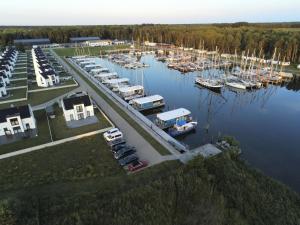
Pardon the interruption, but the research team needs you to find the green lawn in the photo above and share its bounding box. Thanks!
[54,45,130,57]
[9,79,28,87]
[0,110,52,155]
[12,72,27,79]
[0,134,126,193]
[27,86,78,105]
[0,86,78,110]
[0,88,27,102]
[13,68,27,73]
[49,105,112,140]
[28,79,77,90]
[56,53,170,156]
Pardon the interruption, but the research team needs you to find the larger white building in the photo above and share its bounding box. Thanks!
[0,105,36,137]
[32,47,60,87]
[61,93,94,122]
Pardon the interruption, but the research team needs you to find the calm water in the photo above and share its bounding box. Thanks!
[96,55,300,192]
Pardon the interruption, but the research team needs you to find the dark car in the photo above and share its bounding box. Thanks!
[114,147,136,160]
[118,154,138,166]
[111,143,127,152]
[107,138,126,147]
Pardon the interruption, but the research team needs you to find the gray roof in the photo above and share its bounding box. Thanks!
[14,38,50,45]
[70,37,100,42]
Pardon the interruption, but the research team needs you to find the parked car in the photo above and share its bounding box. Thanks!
[118,154,138,166]
[128,160,148,172]
[114,147,136,160]
[104,128,123,142]
[111,143,127,152]
[107,138,126,147]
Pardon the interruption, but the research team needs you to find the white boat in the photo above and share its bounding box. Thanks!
[118,85,145,101]
[168,121,198,137]
[94,72,118,82]
[195,77,223,91]
[225,76,247,90]
[225,81,247,90]
[130,95,165,111]
[105,78,130,90]
[155,108,193,129]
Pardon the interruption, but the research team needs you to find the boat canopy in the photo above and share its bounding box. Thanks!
[132,95,163,105]
[105,78,129,84]
[118,85,144,94]
[94,72,117,78]
[157,108,191,122]
[90,68,109,73]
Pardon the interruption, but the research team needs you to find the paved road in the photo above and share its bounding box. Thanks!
[53,52,169,166]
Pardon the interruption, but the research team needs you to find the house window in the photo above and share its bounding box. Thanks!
[10,118,19,126]
[25,123,30,130]
[13,126,22,134]
[70,114,74,121]
[87,111,90,117]
[4,128,11,136]
[76,105,83,112]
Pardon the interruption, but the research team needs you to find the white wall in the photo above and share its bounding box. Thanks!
[62,103,95,122]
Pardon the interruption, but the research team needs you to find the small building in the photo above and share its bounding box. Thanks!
[155,108,192,129]
[118,85,144,101]
[0,71,10,86]
[0,82,7,97]
[14,38,51,46]
[70,37,100,43]
[144,41,157,47]
[0,105,36,137]
[130,95,165,111]
[297,65,300,70]
[61,93,94,122]
[113,39,126,45]
[85,40,112,47]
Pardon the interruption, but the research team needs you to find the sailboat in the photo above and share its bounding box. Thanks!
[195,55,224,92]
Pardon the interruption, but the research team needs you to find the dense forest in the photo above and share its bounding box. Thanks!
[0,150,299,225]
[1,23,300,62]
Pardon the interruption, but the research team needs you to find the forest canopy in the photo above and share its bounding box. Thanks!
[1,23,300,62]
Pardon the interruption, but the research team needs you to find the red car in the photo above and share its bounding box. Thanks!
[128,160,148,172]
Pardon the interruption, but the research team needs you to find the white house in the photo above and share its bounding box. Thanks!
[0,105,36,137]
[61,93,94,122]
[144,41,157,47]
[86,40,112,47]
[32,47,60,87]
[0,82,7,98]
[0,71,10,86]
[113,39,126,45]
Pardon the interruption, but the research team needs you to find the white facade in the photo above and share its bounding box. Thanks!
[32,47,60,87]
[86,40,112,47]
[297,65,300,70]
[144,41,157,47]
[0,85,7,97]
[0,105,36,137]
[61,95,95,122]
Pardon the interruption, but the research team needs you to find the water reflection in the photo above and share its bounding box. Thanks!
[96,55,300,192]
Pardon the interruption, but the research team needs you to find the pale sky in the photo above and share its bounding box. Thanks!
[1,0,299,25]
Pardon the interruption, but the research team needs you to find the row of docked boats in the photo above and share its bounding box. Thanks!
[108,54,149,69]
[72,55,198,138]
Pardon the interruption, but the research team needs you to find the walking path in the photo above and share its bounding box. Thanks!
[0,128,112,160]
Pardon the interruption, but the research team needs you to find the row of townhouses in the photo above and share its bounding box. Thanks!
[0,48,19,97]
[32,47,60,87]
[0,93,94,139]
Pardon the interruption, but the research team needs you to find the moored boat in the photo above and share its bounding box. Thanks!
[168,121,198,137]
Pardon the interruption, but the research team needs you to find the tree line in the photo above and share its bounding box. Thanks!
[1,23,300,62]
